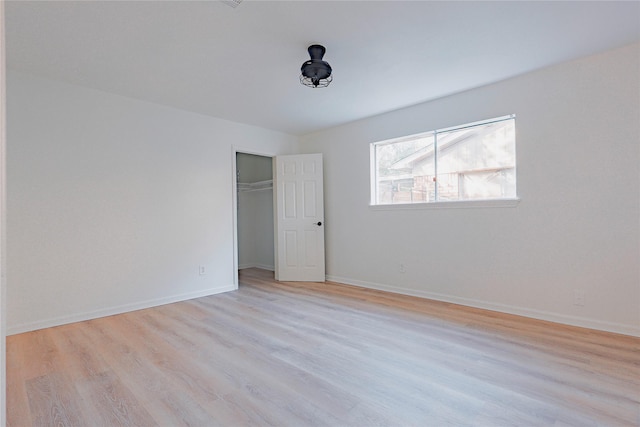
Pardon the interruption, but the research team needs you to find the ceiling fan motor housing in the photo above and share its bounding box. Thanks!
[300,44,332,87]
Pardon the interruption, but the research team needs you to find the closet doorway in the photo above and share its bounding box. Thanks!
[235,152,274,281]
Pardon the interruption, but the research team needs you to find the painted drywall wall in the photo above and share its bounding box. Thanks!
[237,152,272,183]
[237,188,274,271]
[237,153,274,270]
[7,71,296,334]
[0,2,6,423]
[299,43,640,336]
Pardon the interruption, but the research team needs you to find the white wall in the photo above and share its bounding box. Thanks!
[7,71,296,334]
[237,188,274,271]
[237,152,272,183]
[6,44,639,338]
[0,2,6,423]
[299,43,640,336]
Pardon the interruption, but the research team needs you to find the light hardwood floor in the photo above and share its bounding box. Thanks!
[8,268,640,426]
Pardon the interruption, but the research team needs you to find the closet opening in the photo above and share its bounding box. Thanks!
[234,152,274,286]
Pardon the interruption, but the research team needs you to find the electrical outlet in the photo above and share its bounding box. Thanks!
[573,289,585,306]
[199,265,206,276]
[399,263,406,273]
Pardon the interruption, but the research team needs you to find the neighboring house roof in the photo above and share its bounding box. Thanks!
[389,121,510,170]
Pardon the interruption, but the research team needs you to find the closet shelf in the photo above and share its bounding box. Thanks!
[237,179,273,192]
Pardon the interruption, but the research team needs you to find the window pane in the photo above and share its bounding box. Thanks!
[370,116,516,206]
[375,134,434,204]
[436,119,515,201]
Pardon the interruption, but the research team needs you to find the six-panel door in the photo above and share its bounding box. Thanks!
[274,154,325,282]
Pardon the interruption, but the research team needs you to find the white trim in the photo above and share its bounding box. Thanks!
[6,284,236,336]
[231,148,239,289]
[326,275,640,338]
[238,263,254,270]
[370,198,520,210]
[239,263,275,272]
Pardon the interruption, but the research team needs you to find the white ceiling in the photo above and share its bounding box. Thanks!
[6,1,640,135]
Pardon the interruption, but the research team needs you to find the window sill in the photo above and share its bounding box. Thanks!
[369,198,521,211]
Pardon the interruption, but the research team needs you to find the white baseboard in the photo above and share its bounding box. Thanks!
[326,275,640,338]
[239,263,274,271]
[7,284,237,336]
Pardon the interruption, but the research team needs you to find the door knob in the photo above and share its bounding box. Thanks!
[316,221,322,226]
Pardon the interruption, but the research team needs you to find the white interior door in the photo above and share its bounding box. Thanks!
[274,154,325,282]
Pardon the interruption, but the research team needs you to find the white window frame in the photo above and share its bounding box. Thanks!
[370,115,520,210]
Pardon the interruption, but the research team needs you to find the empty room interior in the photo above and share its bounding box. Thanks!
[1,1,639,426]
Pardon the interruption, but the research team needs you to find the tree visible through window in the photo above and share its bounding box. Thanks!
[371,115,516,205]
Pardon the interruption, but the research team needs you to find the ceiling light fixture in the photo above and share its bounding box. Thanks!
[300,44,332,88]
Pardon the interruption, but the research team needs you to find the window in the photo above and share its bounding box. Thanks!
[371,115,516,206]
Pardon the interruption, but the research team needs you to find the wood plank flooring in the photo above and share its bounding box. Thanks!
[7,268,640,426]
